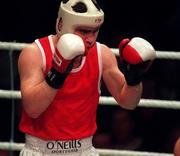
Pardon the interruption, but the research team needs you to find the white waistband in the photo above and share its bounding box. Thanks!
[24,134,93,154]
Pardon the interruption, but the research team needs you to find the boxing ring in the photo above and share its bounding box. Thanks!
[0,41,180,156]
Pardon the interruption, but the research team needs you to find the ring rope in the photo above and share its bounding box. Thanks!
[97,149,173,156]
[111,48,180,60]
[1,89,180,109]
[1,41,180,60]
[100,96,180,110]
[0,89,21,99]
[0,41,28,51]
[0,142,173,156]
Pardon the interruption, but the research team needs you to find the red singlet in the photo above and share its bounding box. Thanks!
[19,35,102,140]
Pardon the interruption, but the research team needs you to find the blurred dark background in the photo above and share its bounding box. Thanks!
[0,0,180,155]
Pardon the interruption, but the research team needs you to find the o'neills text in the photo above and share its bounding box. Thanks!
[46,140,81,153]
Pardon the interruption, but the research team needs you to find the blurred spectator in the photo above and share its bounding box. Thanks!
[0,150,9,156]
[137,108,172,152]
[110,109,143,150]
[94,109,143,150]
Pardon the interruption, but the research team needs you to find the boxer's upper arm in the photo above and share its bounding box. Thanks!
[18,43,44,92]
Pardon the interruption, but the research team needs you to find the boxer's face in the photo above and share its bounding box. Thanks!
[74,26,100,51]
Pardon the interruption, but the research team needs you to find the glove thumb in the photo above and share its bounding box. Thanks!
[118,38,130,52]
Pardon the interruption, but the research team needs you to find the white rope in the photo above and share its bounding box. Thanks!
[1,41,180,60]
[111,48,180,60]
[0,89,180,109]
[156,51,180,60]
[100,96,180,109]
[97,149,173,156]
[0,142,24,151]
[0,142,173,156]
[0,41,28,51]
[0,89,21,99]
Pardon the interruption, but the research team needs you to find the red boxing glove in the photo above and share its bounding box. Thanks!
[119,37,156,86]
[53,33,86,73]
[46,34,86,89]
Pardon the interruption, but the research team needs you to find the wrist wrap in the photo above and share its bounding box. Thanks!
[124,71,143,86]
[121,61,145,86]
[45,59,74,89]
[45,67,68,89]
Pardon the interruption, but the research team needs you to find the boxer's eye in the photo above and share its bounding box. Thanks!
[81,29,92,34]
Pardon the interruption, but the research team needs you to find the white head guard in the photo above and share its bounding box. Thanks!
[56,0,104,36]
